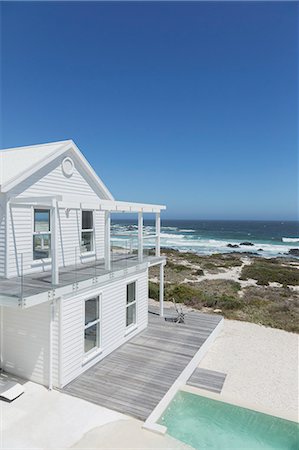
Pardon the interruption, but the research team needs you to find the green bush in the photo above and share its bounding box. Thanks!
[166,284,200,303]
[192,268,204,276]
[240,261,299,286]
[217,295,243,310]
[149,281,159,300]
[167,261,189,272]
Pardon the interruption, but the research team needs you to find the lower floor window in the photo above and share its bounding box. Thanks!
[84,296,100,354]
[126,282,136,327]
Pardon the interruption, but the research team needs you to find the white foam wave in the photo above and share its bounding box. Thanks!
[160,233,185,239]
[282,237,299,243]
[180,229,196,232]
[159,235,296,258]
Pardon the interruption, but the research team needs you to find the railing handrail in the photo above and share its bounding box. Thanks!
[111,233,158,239]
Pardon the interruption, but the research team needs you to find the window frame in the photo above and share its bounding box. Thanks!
[83,294,102,360]
[81,210,94,254]
[32,208,51,261]
[126,281,137,330]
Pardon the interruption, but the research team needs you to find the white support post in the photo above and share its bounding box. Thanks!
[159,263,164,317]
[138,211,143,262]
[49,300,55,391]
[104,211,111,270]
[0,305,3,371]
[51,202,59,285]
[4,198,9,278]
[155,212,161,257]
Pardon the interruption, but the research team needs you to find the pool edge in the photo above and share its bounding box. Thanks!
[143,316,225,435]
[181,384,299,424]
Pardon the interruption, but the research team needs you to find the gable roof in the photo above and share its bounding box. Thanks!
[0,140,114,200]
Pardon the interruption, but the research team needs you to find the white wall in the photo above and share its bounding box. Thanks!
[60,270,148,387]
[0,195,5,277]
[8,151,105,201]
[6,152,106,278]
[1,270,148,388]
[1,301,59,387]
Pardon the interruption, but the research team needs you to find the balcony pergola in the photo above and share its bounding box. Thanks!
[5,195,166,315]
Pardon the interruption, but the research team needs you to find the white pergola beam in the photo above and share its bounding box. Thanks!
[10,195,62,205]
[10,195,166,213]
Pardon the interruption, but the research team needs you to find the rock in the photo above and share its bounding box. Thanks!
[288,248,299,256]
[240,241,254,246]
[213,308,222,313]
[227,243,239,248]
[236,251,259,256]
[258,248,264,251]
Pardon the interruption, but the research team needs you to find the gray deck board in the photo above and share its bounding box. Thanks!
[62,308,222,421]
[187,367,226,393]
[0,254,163,300]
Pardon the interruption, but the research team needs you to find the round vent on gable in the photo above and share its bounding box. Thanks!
[62,157,74,177]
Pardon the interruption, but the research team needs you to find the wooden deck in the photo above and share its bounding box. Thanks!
[62,308,222,421]
[187,367,226,393]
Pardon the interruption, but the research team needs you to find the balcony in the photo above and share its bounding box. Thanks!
[1,196,166,310]
[0,235,165,308]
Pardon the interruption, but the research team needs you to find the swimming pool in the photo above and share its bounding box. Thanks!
[158,391,299,449]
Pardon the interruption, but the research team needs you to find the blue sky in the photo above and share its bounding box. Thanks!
[1,1,298,220]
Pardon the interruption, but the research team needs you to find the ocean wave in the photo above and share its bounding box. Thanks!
[180,229,196,232]
[160,232,185,239]
[158,235,296,257]
[282,237,299,243]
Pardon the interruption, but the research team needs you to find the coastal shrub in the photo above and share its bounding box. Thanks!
[240,261,299,286]
[217,295,243,310]
[149,281,159,300]
[167,261,189,272]
[192,268,204,276]
[202,297,218,308]
[166,284,201,303]
[196,279,241,297]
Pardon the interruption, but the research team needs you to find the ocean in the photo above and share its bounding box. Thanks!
[111,219,299,258]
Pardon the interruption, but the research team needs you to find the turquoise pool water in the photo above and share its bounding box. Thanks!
[158,391,299,450]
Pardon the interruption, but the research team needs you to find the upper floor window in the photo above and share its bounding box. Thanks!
[81,210,94,253]
[33,209,51,260]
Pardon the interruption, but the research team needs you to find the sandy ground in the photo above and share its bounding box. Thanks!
[150,257,260,289]
[72,419,192,449]
[0,377,192,450]
[0,378,126,449]
[198,319,299,422]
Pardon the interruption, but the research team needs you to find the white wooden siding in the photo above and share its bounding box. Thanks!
[60,270,148,387]
[2,301,59,386]
[0,196,5,277]
[8,151,104,201]
[7,202,105,278]
[4,151,107,277]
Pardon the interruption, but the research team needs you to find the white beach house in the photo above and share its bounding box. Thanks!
[0,140,166,390]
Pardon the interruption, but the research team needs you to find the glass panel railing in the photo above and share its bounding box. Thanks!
[111,238,131,272]
[0,232,162,304]
[143,235,157,260]
[0,251,56,303]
